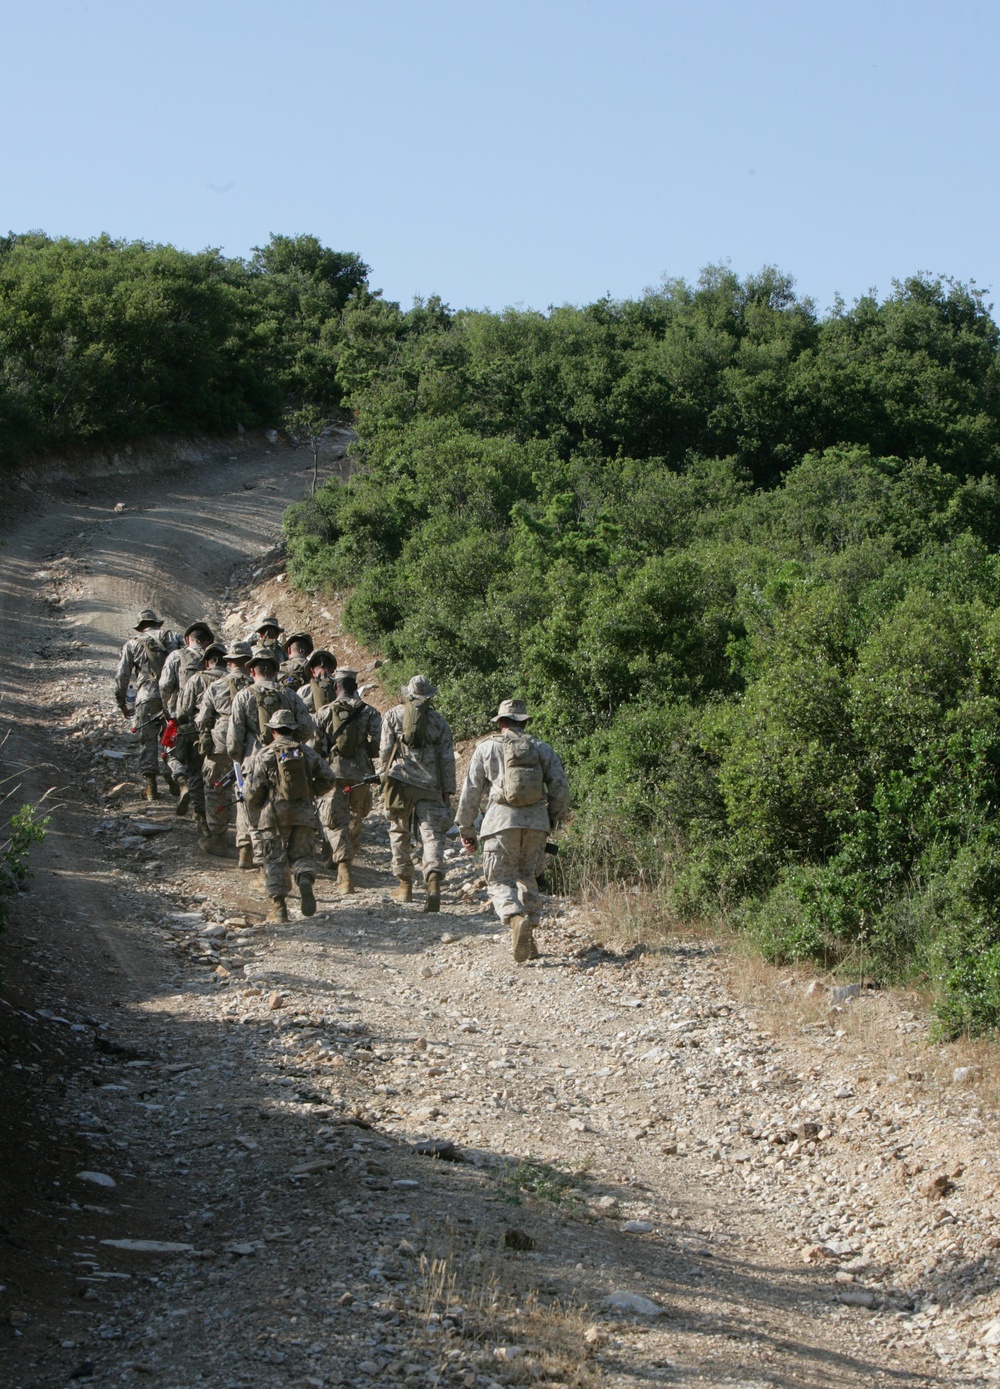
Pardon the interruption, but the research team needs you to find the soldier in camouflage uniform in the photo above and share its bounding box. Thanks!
[457,699,570,962]
[279,631,314,692]
[314,668,382,895]
[227,650,315,764]
[244,710,337,923]
[113,609,171,801]
[380,675,455,912]
[196,641,254,864]
[252,616,286,667]
[300,649,338,714]
[160,621,215,823]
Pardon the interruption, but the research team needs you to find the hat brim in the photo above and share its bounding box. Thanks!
[134,620,163,631]
[490,714,530,723]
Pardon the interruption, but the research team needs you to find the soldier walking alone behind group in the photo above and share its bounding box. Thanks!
[457,699,569,962]
[380,675,455,913]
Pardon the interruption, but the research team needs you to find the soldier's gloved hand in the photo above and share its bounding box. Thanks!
[461,833,477,854]
[198,732,213,756]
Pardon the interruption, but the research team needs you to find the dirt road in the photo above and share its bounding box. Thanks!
[1,437,996,1387]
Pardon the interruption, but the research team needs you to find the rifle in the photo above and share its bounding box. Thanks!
[341,772,382,794]
[211,761,245,801]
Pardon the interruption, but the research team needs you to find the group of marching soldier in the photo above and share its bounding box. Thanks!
[114,609,569,961]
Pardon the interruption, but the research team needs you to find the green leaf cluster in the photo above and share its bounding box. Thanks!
[0,232,370,465]
[287,267,1000,1036]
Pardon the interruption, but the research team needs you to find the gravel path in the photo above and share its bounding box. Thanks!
[1,437,997,1387]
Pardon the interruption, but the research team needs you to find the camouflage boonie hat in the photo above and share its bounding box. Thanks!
[284,631,314,653]
[403,674,437,699]
[134,609,163,631]
[255,614,283,634]
[491,699,530,724]
[308,649,336,668]
[267,709,298,731]
[334,667,358,683]
[248,649,280,671]
[204,641,227,660]
[184,620,215,643]
[223,641,253,662]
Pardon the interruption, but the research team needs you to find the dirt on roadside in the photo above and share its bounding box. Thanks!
[0,436,996,1389]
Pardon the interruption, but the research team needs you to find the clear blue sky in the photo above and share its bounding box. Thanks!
[4,0,996,315]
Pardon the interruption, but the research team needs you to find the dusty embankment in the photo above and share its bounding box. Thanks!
[1,436,999,1388]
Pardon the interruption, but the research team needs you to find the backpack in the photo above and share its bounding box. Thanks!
[497,731,545,808]
[275,745,311,801]
[253,686,285,745]
[178,646,205,692]
[328,698,362,759]
[139,634,167,680]
[309,675,338,711]
[401,694,432,748]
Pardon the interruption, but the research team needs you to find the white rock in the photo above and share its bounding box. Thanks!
[622,1220,654,1234]
[836,1289,875,1307]
[982,1320,1000,1346]
[603,1290,663,1317]
[77,1171,116,1189]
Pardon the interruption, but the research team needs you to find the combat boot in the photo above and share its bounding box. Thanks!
[299,876,317,917]
[163,768,180,798]
[266,896,288,924]
[199,833,229,857]
[175,776,191,816]
[390,878,413,904]
[143,774,158,802]
[336,862,354,895]
[423,871,442,914]
[510,913,535,964]
[238,844,255,870]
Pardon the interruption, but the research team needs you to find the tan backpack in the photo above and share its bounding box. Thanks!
[496,731,545,808]
[275,745,311,800]
[401,694,432,748]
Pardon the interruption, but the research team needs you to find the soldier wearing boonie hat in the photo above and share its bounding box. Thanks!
[243,710,337,922]
[113,609,175,800]
[300,649,338,713]
[378,674,456,913]
[314,666,383,894]
[196,640,256,863]
[456,698,570,963]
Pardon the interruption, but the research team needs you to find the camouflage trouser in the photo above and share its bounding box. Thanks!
[318,780,373,863]
[133,702,163,777]
[166,724,205,816]
[386,783,451,881]
[481,828,548,925]
[201,751,251,845]
[260,823,319,899]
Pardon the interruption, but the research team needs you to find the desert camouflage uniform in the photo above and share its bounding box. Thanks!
[457,728,569,929]
[113,637,166,776]
[380,685,455,883]
[315,697,382,863]
[244,735,336,902]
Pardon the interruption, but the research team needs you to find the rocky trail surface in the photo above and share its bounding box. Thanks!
[2,437,1000,1388]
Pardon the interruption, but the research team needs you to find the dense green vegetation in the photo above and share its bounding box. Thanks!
[285,267,1000,1036]
[0,231,368,465]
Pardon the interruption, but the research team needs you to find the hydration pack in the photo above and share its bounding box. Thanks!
[140,634,167,680]
[179,647,205,694]
[309,675,338,711]
[275,745,311,801]
[497,731,545,808]
[253,686,285,745]
[401,694,432,748]
[328,699,362,759]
